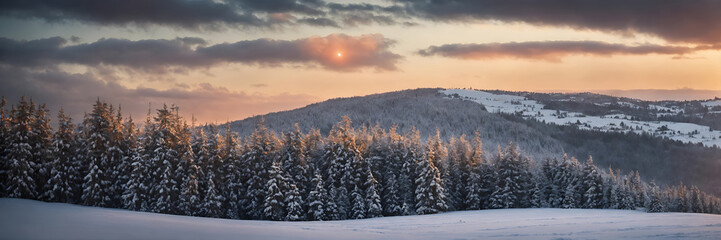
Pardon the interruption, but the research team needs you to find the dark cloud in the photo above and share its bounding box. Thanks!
[0,65,317,124]
[394,0,721,44]
[0,0,405,29]
[0,34,402,72]
[0,0,264,30]
[418,41,708,61]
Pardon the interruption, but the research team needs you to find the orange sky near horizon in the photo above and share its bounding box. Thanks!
[1,1,720,123]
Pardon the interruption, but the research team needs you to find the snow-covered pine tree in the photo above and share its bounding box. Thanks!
[464,132,483,210]
[200,177,224,218]
[220,124,242,219]
[81,100,115,207]
[122,145,148,212]
[414,142,447,215]
[350,184,366,219]
[380,127,403,216]
[264,162,287,221]
[487,143,532,209]
[323,116,364,219]
[447,135,472,210]
[646,182,664,213]
[181,158,201,216]
[581,156,603,209]
[365,175,383,218]
[42,109,78,203]
[562,184,576,208]
[285,184,304,221]
[5,97,38,199]
[306,172,333,221]
[541,158,562,207]
[145,105,185,214]
[398,128,424,215]
[31,103,53,199]
[604,168,619,209]
[280,124,311,200]
[241,118,280,219]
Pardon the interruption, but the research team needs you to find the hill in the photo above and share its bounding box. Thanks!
[223,88,721,195]
[2,198,719,240]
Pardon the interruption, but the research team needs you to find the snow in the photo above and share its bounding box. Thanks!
[701,100,721,108]
[442,89,721,148]
[1,198,720,240]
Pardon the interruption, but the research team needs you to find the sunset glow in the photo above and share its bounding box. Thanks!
[0,0,719,123]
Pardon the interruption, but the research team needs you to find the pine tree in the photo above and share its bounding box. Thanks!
[363,174,382,219]
[581,157,603,209]
[264,162,287,221]
[200,177,223,218]
[285,184,305,221]
[487,143,532,209]
[81,100,115,207]
[350,185,366,219]
[4,97,38,199]
[307,173,332,221]
[31,103,53,199]
[242,119,279,219]
[465,132,484,210]
[414,143,447,215]
[280,124,311,195]
[647,182,665,213]
[380,127,403,216]
[220,124,242,219]
[182,160,201,216]
[42,109,78,203]
[122,147,148,211]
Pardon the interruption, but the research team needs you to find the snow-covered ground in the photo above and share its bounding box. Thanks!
[2,198,721,240]
[441,89,721,148]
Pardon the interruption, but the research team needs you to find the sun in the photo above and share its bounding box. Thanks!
[336,52,342,57]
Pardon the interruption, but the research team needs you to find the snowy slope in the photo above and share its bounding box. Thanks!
[441,89,721,148]
[2,198,721,240]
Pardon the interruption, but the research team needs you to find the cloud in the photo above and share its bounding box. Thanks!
[0,65,317,124]
[0,0,404,29]
[394,0,721,44]
[418,41,708,61]
[0,34,402,72]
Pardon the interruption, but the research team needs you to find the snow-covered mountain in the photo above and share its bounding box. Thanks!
[3,198,720,240]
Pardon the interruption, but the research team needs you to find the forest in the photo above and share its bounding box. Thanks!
[1,96,720,222]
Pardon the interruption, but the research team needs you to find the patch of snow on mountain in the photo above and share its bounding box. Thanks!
[442,89,721,148]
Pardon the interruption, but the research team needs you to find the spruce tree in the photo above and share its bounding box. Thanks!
[306,172,331,221]
[242,119,279,219]
[487,143,532,209]
[285,184,305,221]
[647,182,665,213]
[581,157,603,209]
[5,97,38,199]
[81,100,115,207]
[264,162,287,221]
[350,185,366,219]
[200,177,224,218]
[414,143,447,215]
[43,109,78,203]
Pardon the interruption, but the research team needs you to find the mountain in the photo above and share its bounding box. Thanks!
[224,88,721,195]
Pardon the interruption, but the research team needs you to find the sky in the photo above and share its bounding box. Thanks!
[1,0,720,124]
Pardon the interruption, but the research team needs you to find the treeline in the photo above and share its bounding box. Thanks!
[0,97,719,221]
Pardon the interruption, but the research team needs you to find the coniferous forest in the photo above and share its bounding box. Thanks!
[1,97,720,222]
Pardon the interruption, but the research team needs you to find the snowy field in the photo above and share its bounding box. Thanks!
[2,198,721,240]
[441,89,721,148]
